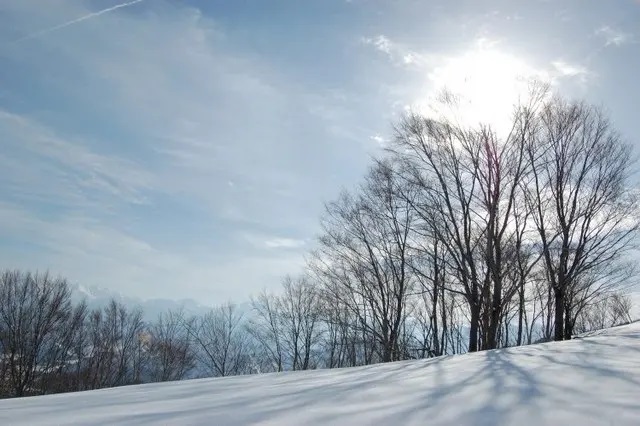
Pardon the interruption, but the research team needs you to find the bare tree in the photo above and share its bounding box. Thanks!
[147,309,195,382]
[188,303,251,377]
[37,300,87,394]
[474,102,539,350]
[525,98,640,340]
[407,231,453,357]
[574,291,634,333]
[0,270,75,397]
[278,275,323,370]
[82,300,146,389]
[316,292,375,368]
[313,160,416,362]
[248,291,285,372]
[391,115,487,352]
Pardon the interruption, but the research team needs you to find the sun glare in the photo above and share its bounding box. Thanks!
[416,45,545,135]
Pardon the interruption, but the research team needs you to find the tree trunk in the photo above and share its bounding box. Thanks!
[517,285,525,346]
[468,302,480,352]
[554,287,565,341]
[488,282,503,349]
[563,305,573,340]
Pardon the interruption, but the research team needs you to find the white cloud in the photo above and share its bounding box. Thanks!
[0,110,154,207]
[362,35,393,54]
[0,0,350,302]
[370,134,387,146]
[3,1,297,206]
[6,0,361,213]
[365,36,592,136]
[363,35,591,96]
[264,238,307,249]
[241,232,307,250]
[551,60,588,77]
[550,60,590,86]
[596,26,632,47]
[0,201,304,304]
[7,2,607,305]
[361,34,432,68]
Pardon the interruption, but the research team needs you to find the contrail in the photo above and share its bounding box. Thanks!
[13,0,145,43]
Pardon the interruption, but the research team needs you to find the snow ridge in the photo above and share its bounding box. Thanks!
[1,322,639,425]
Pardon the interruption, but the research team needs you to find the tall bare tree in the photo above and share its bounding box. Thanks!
[313,160,416,362]
[188,303,251,377]
[391,115,487,351]
[248,291,285,372]
[525,98,639,340]
[279,275,322,370]
[38,300,87,394]
[82,300,146,389]
[0,270,76,397]
[147,309,195,382]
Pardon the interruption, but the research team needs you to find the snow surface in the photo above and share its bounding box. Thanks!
[1,322,639,425]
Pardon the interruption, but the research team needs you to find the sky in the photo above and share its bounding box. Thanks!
[0,0,639,306]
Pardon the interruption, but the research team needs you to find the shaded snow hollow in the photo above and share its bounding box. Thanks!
[1,322,639,425]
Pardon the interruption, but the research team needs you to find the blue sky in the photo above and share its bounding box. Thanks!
[0,0,639,304]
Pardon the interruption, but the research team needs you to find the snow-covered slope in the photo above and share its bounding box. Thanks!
[1,322,639,425]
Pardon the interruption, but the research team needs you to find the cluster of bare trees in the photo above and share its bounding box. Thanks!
[2,91,638,398]
[0,271,186,397]
[307,90,638,358]
[0,271,248,398]
[243,91,639,367]
[0,270,343,398]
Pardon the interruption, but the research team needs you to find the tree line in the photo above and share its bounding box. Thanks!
[1,89,637,398]
[309,88,638,358]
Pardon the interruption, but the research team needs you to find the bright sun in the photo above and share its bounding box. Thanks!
[416,45,544,135]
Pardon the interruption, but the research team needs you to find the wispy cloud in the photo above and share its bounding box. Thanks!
[370,134,387,147]
[360,34,594,138]
[241,232,307,250]
[0,0,351,302]
[5,0,631,304]
[363,34,592,102]
[596,25,632,47]
[3,0,336,227]
[12,0,145,43]
[548,59,591,90]
[361,35,432,67]
[0,110,154,207]
[0,201,306,303]
[551,60,589,80]
[264,238,306,249]
[362,35,393,54]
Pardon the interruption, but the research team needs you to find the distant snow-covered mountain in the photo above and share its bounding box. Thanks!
[68,283,228,321]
